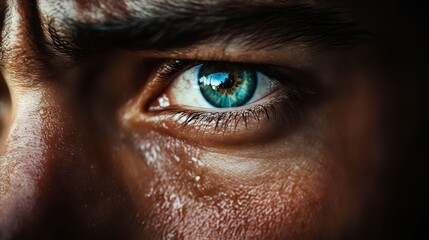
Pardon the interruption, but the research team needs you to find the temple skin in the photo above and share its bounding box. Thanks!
[0,0,426,239]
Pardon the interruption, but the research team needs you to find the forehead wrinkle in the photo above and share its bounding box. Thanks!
[123,0,318,19]
[37,0,368,63]
[39,0,135,24]
[37,0,313,42]
[38,0,320,25]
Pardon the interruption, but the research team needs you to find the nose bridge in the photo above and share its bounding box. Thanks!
[0,1,76,237]
[0,2,137,239]
[0,53,84,240]
[0,88,49,235]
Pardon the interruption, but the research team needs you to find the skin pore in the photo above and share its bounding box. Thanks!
[0,0,423,239]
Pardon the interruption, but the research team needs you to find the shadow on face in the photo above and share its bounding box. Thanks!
[0,0,428,239]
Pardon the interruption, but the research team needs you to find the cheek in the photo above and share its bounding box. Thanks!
[111,57,385,239]
[116,129,341,239]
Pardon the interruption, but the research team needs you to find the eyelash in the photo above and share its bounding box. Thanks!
[149,59,309,132]
[170,91,302,133]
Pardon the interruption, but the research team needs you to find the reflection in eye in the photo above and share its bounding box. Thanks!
[152,62,281,111]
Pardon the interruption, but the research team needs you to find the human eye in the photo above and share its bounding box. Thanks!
[149,61,281,111]
[133,59,310,144]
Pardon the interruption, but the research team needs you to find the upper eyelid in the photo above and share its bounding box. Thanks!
[155,59,197,81]
[152,59,315,91]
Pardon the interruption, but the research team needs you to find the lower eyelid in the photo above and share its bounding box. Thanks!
[128,87,305,147]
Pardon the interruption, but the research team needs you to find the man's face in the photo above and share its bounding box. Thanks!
[0,0,419,239]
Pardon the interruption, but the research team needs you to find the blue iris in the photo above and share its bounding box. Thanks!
[197,63,258,108]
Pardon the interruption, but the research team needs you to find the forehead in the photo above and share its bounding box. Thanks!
[37,0,328,22]
[38,0,146,22]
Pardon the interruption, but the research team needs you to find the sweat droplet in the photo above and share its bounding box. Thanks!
[38,108,45,116]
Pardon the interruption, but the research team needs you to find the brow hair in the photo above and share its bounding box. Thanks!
[46,2,369,60]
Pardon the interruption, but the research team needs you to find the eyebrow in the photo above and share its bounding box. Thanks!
[46,2,369,59]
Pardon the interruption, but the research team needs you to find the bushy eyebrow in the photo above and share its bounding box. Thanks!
[46,2,369,60]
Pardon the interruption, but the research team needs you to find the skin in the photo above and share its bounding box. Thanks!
[0,0,424,239]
